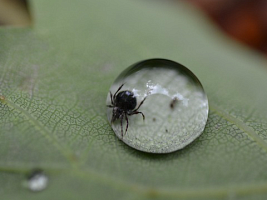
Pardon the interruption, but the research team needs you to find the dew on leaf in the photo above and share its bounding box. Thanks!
[107,58,209,153]
[25,169,48,192]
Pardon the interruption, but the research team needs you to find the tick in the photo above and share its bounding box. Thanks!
[107,84,146,138]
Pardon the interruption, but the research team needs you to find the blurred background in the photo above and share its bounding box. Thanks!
[0,0,30,26]
[1,0,267,56]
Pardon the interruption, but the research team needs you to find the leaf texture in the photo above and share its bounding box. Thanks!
[0,0,267,199]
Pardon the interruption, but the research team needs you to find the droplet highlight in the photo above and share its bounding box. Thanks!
[107,58,209,153]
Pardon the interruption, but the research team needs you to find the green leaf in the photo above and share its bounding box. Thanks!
[1,0,267,199]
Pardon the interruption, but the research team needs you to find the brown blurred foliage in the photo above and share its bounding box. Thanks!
[0,0,30,26]
[0,0,267,57]
[186,0,267,56]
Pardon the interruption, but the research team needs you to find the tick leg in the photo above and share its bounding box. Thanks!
[120,114,124,138]
[125,114,129,136]
[133,97,147,112]
[114,83,124,98]
[129,111,145,121]
[111,108,116,123]
[107,105,113,108]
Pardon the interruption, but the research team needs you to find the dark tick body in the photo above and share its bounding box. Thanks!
[107,84,146,138]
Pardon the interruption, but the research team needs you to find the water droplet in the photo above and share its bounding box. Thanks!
[25,169,48,192]
[107,59,209,153]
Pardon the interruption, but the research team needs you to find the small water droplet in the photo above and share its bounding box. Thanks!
[25,169,48,192]
[107,59,209,153]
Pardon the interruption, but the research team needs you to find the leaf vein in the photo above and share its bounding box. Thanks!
[210,102,267,152]
[5,98,76,166]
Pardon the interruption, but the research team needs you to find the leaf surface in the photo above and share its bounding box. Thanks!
[0,0,267,199]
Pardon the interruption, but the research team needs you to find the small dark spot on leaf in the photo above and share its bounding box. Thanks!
[146,188,159,198]
[70,153,79,162]
[0,95,6,103]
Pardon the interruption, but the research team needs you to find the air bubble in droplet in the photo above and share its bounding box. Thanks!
[107,58,209,153]
[25,169,48,192]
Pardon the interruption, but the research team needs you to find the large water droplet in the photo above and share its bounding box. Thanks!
[107,59,209,153]
[26,169,48,192]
